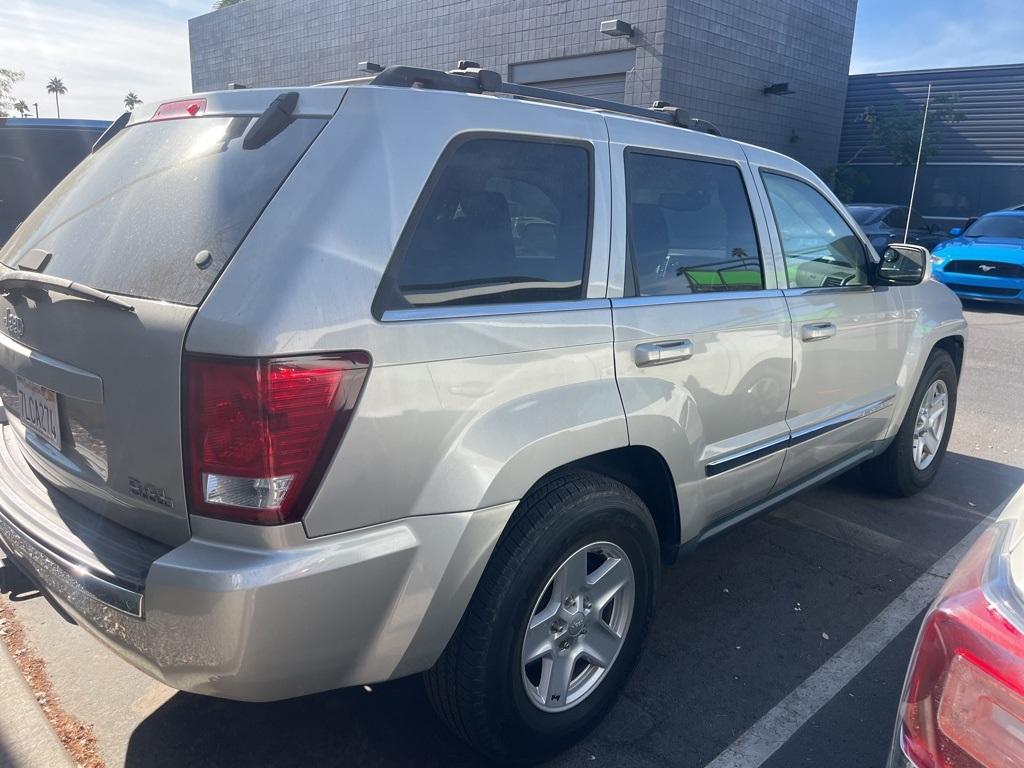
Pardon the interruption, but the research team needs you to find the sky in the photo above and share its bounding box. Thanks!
[1,0,1023,120]
[1,0,210,120]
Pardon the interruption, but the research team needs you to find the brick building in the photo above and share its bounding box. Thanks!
[188,0,858,172]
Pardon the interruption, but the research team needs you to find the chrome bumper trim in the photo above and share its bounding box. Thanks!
[0,512,143,617]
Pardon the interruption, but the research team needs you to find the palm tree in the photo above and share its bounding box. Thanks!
[123,92,142,111]
[46,77,67,118]
[13,99,30,117]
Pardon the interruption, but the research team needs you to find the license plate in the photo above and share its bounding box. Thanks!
[16,376,62,451]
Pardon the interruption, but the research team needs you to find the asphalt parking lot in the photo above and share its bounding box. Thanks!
[2,301,1023,768]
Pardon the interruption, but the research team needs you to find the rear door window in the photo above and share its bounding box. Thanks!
[378,137,592,310]
[0,115,326,306]
[624,152,763,296]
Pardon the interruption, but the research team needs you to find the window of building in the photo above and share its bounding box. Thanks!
[624,152,763,296]
[383,137,591,309]
[761,172,868,288]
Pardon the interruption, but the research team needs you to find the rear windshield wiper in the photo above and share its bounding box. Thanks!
[0,271,135,312]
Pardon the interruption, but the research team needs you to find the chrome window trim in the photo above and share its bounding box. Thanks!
[704,395,895,477]
[783,285,878,297]
[612,288,784,309]
[380,298,611,322]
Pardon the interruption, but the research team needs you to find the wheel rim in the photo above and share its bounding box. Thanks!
[520,541,635,712]
[913,379,949,470]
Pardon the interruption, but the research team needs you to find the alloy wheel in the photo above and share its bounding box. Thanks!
[520,541,635,712]
[913,379,949,470]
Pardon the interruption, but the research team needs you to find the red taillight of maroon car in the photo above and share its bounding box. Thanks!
[184,353,370,525]
[896,523,1024,768]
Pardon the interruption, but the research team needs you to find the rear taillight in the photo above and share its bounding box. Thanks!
[895,523,1024,768]
[184,353,370,525]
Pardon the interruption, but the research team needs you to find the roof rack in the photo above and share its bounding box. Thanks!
[364,63,722,136]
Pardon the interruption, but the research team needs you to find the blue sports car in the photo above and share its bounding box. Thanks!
[931,211,1024,303]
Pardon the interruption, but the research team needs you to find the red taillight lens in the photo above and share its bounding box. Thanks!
[184,353,370,525]
[152,98,207,121]
[897,523,1024,768]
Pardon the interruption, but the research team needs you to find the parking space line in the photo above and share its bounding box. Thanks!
[702,505,1003,768]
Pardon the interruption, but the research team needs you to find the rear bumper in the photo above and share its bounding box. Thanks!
[0,440,515,700]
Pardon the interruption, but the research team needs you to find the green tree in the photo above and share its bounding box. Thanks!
[0,68,25,117]
[13,99,30,117]
[46,76,67,118]
[124,91,143,111]
[214,0,247,8]
[859,94,965,166]
[823,94,965,202]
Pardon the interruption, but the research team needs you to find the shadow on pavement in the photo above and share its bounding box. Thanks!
[124,453,1024,768]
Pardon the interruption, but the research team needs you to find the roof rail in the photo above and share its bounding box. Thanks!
[367,64,722,135]
[315,74,377,87]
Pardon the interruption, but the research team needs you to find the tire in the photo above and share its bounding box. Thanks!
[424,472,660,764]
[864,349,958,496]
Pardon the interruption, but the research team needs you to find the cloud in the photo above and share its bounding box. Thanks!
[0,0,209,119]
[851,0,1024,74]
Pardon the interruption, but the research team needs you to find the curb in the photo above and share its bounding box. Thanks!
[0,606,74,768]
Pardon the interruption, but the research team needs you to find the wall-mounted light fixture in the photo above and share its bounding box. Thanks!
[600,19,634,38]
[763,82,795,96]
[358,61,385,73]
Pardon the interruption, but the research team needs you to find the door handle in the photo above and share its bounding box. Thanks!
[634,339,694,367]
[801,322,837,342]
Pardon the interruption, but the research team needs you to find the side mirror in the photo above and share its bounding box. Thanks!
[948,227,962,237]
[876,243,929,286]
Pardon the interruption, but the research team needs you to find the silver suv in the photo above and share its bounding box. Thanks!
[0,66,966,763]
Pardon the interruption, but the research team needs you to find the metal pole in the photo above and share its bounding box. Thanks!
[905,83,932,243]
[32,102,38,118]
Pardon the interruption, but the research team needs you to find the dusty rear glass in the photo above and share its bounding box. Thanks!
[0,114,326,306]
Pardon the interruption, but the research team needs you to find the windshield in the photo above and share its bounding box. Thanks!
[0,114,326,306]
[847,206,882,225]
[963,215,1024,240]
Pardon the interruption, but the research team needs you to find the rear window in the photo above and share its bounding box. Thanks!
[847,206,883,225]
[0,114,326,306]
[377,136,592,311]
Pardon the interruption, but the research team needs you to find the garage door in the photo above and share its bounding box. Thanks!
[525,73,627,103]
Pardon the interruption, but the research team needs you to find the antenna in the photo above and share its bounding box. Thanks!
[904,83,932,243]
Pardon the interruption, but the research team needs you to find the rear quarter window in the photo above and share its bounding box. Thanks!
[376,136,592,312]
[0,115,326,306]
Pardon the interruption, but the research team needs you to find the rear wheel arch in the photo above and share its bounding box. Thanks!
[517,446,681,563]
